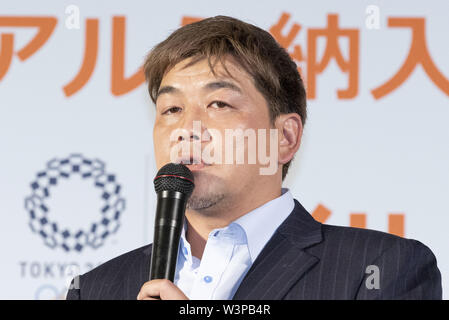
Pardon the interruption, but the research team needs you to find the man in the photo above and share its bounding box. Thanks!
[66,16,442,300]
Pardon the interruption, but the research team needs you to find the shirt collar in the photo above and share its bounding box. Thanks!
[179,188,295,263]
[232,188,294,262]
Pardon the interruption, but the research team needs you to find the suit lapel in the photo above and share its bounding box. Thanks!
[233,200,323,300]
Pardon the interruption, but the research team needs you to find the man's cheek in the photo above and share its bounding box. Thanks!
[153,140,171,164]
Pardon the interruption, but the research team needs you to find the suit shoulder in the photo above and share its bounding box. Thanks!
[318,224,435,261]
[322,223,403,243]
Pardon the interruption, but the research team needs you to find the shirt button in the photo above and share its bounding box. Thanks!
[182,247,188,256]
[203,276,213,283]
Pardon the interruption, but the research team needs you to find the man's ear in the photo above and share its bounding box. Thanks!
[275,113,303,165]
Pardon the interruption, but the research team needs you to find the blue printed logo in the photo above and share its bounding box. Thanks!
[24,154,125,252]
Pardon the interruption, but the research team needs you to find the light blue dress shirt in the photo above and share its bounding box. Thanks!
[174,188,295,300]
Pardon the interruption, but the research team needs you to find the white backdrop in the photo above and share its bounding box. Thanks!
[0,0,447,299]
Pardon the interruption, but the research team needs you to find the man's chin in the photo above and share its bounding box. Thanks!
[186,194,224,211]
[186,171,226,211]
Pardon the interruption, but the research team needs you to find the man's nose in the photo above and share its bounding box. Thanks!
[177,107,207,142]
[177,130,200,142]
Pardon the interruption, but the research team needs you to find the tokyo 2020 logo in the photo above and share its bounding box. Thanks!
[24,154,126,252]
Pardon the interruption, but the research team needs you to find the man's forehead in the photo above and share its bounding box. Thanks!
[161,56,249,84]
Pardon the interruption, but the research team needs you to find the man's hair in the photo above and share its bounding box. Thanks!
[144,15,307,180]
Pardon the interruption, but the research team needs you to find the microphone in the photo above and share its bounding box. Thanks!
[149,163,195,282]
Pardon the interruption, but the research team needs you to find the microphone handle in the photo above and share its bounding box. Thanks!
[149,190,187,281]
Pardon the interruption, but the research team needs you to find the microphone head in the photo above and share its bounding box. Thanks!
[153,163,195,196]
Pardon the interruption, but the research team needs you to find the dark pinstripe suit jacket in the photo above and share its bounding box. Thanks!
[66,199,442,300]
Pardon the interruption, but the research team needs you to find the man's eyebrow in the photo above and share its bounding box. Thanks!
[156,85,180,100]
[204,81,242,93]
[156,81,242,100]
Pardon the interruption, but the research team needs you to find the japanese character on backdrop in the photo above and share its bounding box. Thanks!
[306,14,359,99]
[371,17,449,99]
[0,17,57,81]
[63,16,144,97]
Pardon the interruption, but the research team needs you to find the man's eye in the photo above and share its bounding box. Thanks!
[162,106,182,115]
[209,101,231,109]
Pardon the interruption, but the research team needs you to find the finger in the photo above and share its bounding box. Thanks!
[158,279,189,300]
[137,281,161,300]
[137,279,188,300]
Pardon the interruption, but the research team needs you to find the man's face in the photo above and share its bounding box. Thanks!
[153,57,277,212]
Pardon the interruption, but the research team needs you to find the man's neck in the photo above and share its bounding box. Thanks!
[185,187,282,259]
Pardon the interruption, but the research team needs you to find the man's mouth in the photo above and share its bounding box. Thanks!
[176,156,211,171]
